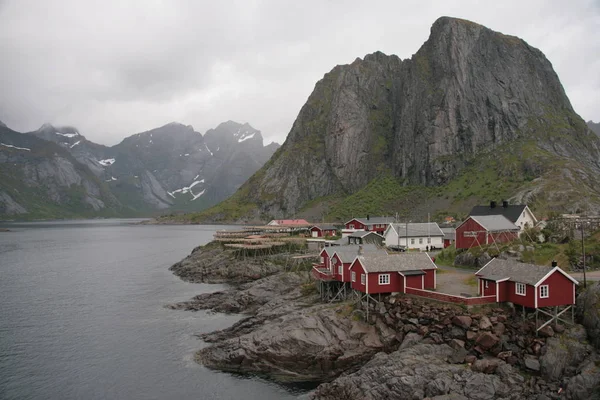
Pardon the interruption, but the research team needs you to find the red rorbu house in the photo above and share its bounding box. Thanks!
[349,252,437,295]
[309,224,338,238]
[312,247,338,280]
[344,216,395,235]
[455,215,520,249]
[330,245,386,282]
[475,258,578,308]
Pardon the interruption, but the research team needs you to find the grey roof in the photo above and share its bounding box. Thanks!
[347,216,395,225]
[334,244,385,263]
[356,252,436,273]
[399,270,426,276]
[477,258,574,286]
[388,222,444,237]
[312,224,337,231]
[440,227,455,240]
[323,247,338,258]
[349,231,384,239]
[470,204,528,223]
[328,238,348,246]
[469,215,519,232]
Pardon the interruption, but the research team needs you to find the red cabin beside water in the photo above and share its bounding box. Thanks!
[455,215,519,249]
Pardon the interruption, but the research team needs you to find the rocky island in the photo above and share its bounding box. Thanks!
[167,241,600,399]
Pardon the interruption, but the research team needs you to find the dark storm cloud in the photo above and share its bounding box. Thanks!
[0,0,598,146]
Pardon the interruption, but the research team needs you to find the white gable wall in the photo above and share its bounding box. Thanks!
[383,226,444,250]
[515,206,537,234]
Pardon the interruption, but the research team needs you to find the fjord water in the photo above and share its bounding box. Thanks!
[0,220,298,400]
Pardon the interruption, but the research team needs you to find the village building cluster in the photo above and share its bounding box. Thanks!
[307,201,577,322]
[215,201,578,328]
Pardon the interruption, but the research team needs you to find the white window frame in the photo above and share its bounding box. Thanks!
[427,237,431,244]
[379,274,390,285]
[485,281,489,289]
[515,282,526,296]
[411,238,415,245]
[540,285,549,298]
[351,271,356,282]
[361,274,366,285]
[320,256,324,264]
[338,264,343,275]
[349,224,354,229]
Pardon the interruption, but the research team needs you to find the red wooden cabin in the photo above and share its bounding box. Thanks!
[330,245,387,282]
[349,252,437,295]
[475,258,578,308]
[344,216,394,234]
[310,224,338,238]
[455,215,519,249]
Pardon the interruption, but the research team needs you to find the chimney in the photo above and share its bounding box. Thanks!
[367,214,370,221]
[358,245,363,256]
[490,201,497,209]
[502,200,508,208]
[551,260,557,267]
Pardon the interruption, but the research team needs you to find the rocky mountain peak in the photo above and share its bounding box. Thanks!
[204,120,264,148]
[201,16,600,221]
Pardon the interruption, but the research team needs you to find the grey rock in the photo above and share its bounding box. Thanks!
[524,355,541,371]
[576,281,600,350]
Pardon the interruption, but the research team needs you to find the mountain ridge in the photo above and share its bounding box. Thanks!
[0,120,279,220]
[182,16,600,223]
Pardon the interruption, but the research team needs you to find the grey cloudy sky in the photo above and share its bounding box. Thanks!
[0,0,598,145]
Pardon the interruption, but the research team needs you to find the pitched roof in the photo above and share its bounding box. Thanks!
[334,244,385,263]
[346,217,395,225]
[468,215,519,232]
[388,222,445,237]
[440,227,455,240]
[312,224,337,231]
[476,258,578,286]
[355,252,436,273]
[469,204,527,223]
[348,231,384,239]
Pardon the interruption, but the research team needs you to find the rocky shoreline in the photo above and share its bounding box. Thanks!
[168,241,600,399]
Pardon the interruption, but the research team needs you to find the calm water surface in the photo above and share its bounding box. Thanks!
[0,220,301,400]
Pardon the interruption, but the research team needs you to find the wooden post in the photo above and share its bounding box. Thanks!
[554,306,558,328]
[366,296,369,323]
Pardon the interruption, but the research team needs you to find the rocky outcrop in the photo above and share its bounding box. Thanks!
[169,242,285,284]
[576,281,600,349]
[312,344,531,400]
[165,239,600,398]
[213,16,600,219]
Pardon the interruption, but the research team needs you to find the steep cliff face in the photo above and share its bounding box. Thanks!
[217,17,600,218]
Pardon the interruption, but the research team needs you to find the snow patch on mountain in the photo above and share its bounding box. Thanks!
[191,189,206,200]
[1,143,31,151]
[70,141,81,148]
[98,158,116,166]
[238,132,256,143]
[55,131,79,138]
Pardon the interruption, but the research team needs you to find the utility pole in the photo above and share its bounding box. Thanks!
[581,222,587,288]
[406,217,409,252]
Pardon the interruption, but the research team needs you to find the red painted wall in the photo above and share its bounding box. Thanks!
[405,287,496,305]
[537,271,576,307]
[311,227,323,237]
[367,271,404,294]
[505,281,535,308]
[345,219,366,230]
[444,239,451,248]
[456,218,487,249]
[349,260,367,292]
[423,269,436,289]
[481,279,497,298]
[405,275,424,289]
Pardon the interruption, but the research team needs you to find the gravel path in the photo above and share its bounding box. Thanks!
[435,266,479,296]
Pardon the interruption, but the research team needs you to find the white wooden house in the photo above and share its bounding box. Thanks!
[383,222,445,251]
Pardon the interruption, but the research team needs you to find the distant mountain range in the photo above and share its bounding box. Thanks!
[0,120,279,220]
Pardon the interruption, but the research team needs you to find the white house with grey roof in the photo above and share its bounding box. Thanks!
[383,222,445,251]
